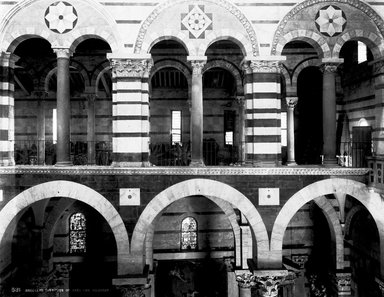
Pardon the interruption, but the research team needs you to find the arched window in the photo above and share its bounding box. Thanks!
[69,212,86,253]
[181,217,197,250]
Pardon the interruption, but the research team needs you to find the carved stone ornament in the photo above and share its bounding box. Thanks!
[236,272,257,288]
[286,97,298,109]
[334,273,351,292]
[53,263,72,280]
[372,59,384,76]
[255,276,285,297]
[321,63,339,73]
[111,59,154,78]
[315,5,346,37]
[44,1,78,34]
[181,5,213,39]
[116,285,146,297]
[250,60,282,73]
[190,60,206,76]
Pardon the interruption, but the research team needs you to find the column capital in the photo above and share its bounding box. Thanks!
[53,47,73,59]
[0,51,20,67]
[286,96,298,108]
[235,271,257,288]
[291,255,308,269]
[321,58,343,73]
[243,56,286,73]
[187,56,207,76]
[110,58,153,78]
[332,272,351,294]
[253,270,289,297]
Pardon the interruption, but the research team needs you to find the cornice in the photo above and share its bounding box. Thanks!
[0,166,370,176]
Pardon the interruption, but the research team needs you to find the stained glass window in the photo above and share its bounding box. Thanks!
[181,217,197,250]
[69,212,86,253]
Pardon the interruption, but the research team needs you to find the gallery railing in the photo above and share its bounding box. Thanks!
[13,140,112,166]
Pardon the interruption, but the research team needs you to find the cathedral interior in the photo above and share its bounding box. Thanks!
[1,0,384,296]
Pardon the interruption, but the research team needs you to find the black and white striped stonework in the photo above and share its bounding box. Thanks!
[110,58,152,166]
[0,53,17,166]
[243,60,282,165]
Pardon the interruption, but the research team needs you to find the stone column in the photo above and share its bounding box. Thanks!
[53,48,72,166]
[286,97,298,165]
[34,91,47,165]
[108,54,153,166]
[187,56,207,166]
[53,263,72,297]
[236,96,246,164]
[321,58,343,166]
[141,58,153,167]
[241,61,254,165]
[0,52,19,166]
[85,88,96,165]
[236,272,256,297]
[331,272,351,297]
[243,57,285,166]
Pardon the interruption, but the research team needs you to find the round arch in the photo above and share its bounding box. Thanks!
[131,179,269,272]
[149,60,192,87]
[199,29,252,57]
[291,58,321,89]
[134,0,259,56]
[344,204,366,239]
[271,0,384,56]
[0,181,130,275]
[93,62,112,97]
[274,30,331,58]
[0,0,121,53]
[203,59,243,96]
[332,29,384,59]
[144,195,242,270]
[146,31,192,56]
[270,178,384,276]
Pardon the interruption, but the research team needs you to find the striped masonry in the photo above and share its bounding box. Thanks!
[244,60,282,165]
[110,58,152,166]
[0,53,17,166]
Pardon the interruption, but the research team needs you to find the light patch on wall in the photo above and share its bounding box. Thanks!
[358,118,369,127]
[0,190,2,202]
[120,188,140,206]
[259,188,279,205]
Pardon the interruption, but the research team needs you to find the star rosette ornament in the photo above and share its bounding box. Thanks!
[45,1,78,34]
[315,5,347,37]
[181,5,212,39]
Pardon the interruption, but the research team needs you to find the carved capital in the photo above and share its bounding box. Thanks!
[321,63,339,74]
[333,272,351,293]
[253,270,289,297]
[241,60,252,75]
[286,97,298,109]
[53,263,72,280]
[190,60,206,76]
[236,272,257,288]
[250,60,282,73]
[372,59,384,76]
[111,59,153,78]
[291,254,308,269]
[53,48,72,59]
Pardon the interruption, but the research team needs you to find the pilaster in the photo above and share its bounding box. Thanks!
[285,97,298,166]
[109,55,153,167]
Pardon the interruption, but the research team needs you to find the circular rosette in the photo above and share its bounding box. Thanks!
[315,5,347,37]
[45,1,78,34]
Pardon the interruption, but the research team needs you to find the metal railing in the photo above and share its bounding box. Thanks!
[13,140,112,166]
[149,140,240,166]
[337,141,372,168]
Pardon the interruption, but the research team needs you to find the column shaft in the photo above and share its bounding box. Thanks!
[188,57,206,166]
[86,93,96,165]
[286,97,297,165]
[36,93,46,165]
[321,60,341,165]
[54,49,72,166]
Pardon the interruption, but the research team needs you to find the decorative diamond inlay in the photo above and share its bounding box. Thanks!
[45,1,78,34]
[181,5,212,39]
[315,5,346,37]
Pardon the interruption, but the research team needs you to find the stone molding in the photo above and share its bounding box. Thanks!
[320,63,340,74]
[53,48,73,59]
[250,60,282,73]
[189,60,207,76]
[0,166,370,176]
[134,0,259,56]
[115,286,146,297]
[271,0,384,55]
[110,59,154,78]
